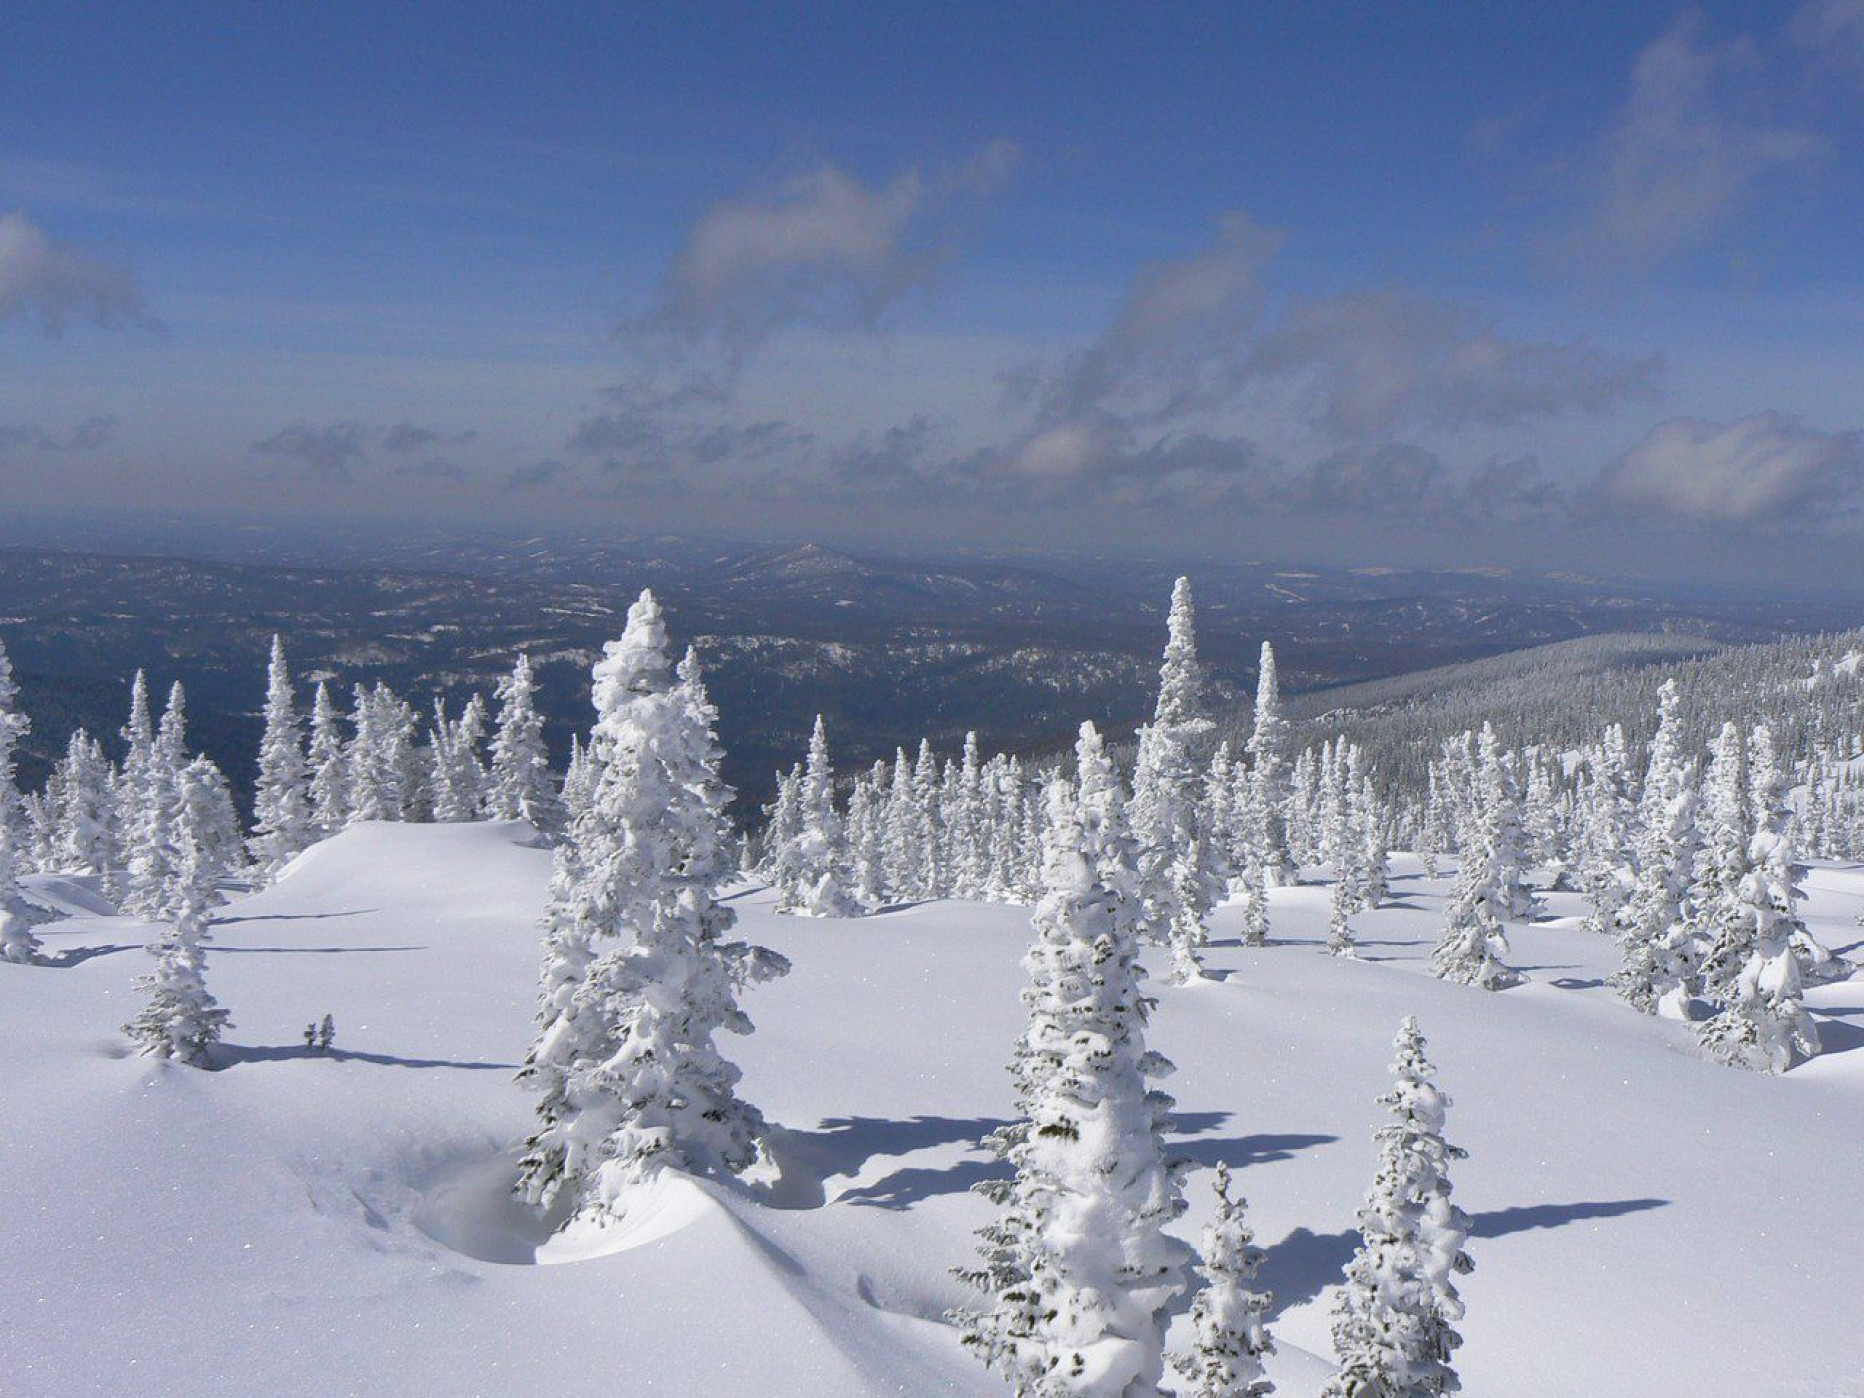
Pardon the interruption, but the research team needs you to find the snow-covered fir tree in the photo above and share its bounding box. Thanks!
[1173,1162,1275,1398]
[1328,863,1358,959]
[958,778,1189,1397]
[306,681,350,837]
[1247,641,1298,887]
[515,594,789,1216]
[772,714,860,916]
[1431,731,1524,990]
[1573,734,1634,940]
[558,732,598,825]
[427,694,490,822]
[48,729,116,876]
[1323,1017,1473,1398]
[1131,578,1219,983]
[1692,722,1753,1001]
[109,669,157,904]
[123,761,232,1065]
[487,654,559,829]
[122,683,191,921]
[1358,777,1391,912]
[0,638,46,964]
[249,635,314,881]
[1697,726,1822,1074]
[1613,680,1701,1017]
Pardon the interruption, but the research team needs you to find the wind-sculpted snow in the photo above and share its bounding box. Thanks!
[2,821,1861,1396]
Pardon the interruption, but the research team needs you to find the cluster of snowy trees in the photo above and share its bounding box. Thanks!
[0,635,565,1064]
[8,569,1858,1393]
[12,640,563,898]
[952,767,1473,1397]
[749,577,1851,1074]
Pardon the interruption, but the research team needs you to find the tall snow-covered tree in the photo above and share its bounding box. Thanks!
[1431,731,1525,990]
[1697,726,1822,1074]
[487,654,559,828]
[958,779,1189,1396]
[1323,1017,1473,1398]
[515,594,789,1216]
[1174,1162,1275,1398]
[772,715,860,916]
[1693,722,1753,1001]
[123,761,232,1065]
[249,635,314,880]
[1614,680,1700,1017]
[1328,864,1358,959]
[428,694,490,822]
[50,730,116,876]
[1131,577,1219,983]
[306,681,350,837]
[122,683,190,921]
[1247,641,1298,887]
[0,638,46,964]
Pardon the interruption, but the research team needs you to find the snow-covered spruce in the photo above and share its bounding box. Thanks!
[306,681,350,837]
[957,778,1189,1397]
[122,682,191,921]
[1327,866,1358,959]
[1430,731,1524,990]
[1173,1162,1275,1398]
[1323,1017,1473,1398]
[770,714,861,916]
[1696,726,1822,1074]
[515,592,789,1218]
[123,762,232,1065]
[248,634,314,882]
[486,653,560,830]
[1131,577,1220,983]
[0,637,47,964]
[1614,680,1702,1018]
[1247,640,1298,887]
[428,693,489,822]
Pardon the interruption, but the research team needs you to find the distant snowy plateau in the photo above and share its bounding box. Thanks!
[3,821,1860,1397]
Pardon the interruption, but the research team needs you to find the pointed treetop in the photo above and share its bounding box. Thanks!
[1155,576,1204,730]
[592,589,672,722]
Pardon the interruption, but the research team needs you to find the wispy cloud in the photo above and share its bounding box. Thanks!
[0,414,120,454]
[249,422,369,480]
[640,140,1018,353]
[1548,14,1822,267]
[248,420,481,481]
[383,422,478,453]
[0,210,150,333]
[996,214,1659,492]
[1589,412,1864,527]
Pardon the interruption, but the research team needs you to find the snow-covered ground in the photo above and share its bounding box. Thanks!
[4,821,1861,1397]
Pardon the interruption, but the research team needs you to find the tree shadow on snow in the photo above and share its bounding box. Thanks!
[1470,1198,1668,1236]
[1258,1196,1669,1318]
[210,944,425,955]
[217,1042,515,1071]
[1551,976,1607,990]
[43,943,138,967]
[1173,1132,1338,1171]
[797,1111,1245,1211]
[1257,1226,1359,1318]
[1811,1012,1864,1057]
[211,909,378,926]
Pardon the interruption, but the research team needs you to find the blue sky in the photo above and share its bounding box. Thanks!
[4,2,1863,582]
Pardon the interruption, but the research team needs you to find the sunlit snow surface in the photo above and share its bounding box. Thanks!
[3,820,1860,1397]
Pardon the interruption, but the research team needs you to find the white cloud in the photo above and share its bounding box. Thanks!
[0,210,148,332]
[1592,412,1864,525]
[644,141,1018,351]
[1559,16,1820,265]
